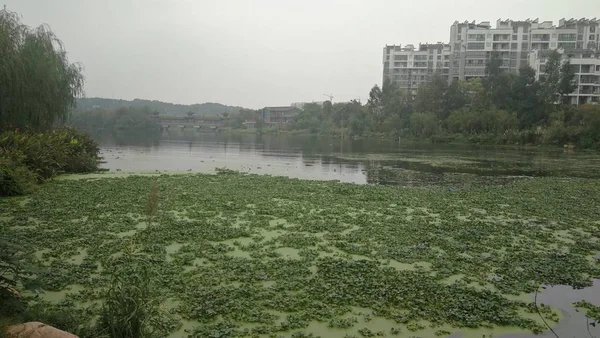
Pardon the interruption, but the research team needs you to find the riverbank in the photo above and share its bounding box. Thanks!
[2,171,599,337]
[218,127,599,151]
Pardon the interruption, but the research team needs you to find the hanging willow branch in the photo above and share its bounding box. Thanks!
[0,8,84,132]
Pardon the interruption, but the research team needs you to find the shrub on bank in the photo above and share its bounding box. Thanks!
[0,153,38,196]
[0,128,100,196]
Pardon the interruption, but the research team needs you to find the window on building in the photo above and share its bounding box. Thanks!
[558,33,577,41]
[429,55,433,60]
[523,26,529,33]
[511,43,517,49]
[522,35,528,40]
[591,35,596,40]
[512,34,518,40]
[468,34,486,41]
[394,55,408,60]
[467,42,485,50]
[534,43,550,50]
[513,26,518,33]
[591,26,596,33]
[596,65,600,71]
[577,34,583,40]
[437,55,441,60]
[558,42,576,50]
[521,42,529,50]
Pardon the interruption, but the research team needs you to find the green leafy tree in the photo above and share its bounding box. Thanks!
[484,52,515,109]
[558,60,576,104]
[0,8,84,131]
[409,112,439,137]
[458,78,488,109]
[414,74,450,119]
[255,117,266,132]
[366,85,384,125]
[443,80,467,115]
[485,51,504,77]
[322,100,333,120]
[539,51,562,105]
[348,105,374,137]
[508,66,543,127]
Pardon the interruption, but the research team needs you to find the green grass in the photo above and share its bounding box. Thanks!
[1,171,599,337]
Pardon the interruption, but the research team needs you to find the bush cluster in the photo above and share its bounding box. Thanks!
[0,127,100,196]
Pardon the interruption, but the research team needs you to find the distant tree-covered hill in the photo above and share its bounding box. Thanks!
[74,98,243,116]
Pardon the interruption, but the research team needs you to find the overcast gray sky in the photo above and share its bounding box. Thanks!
[4,0,599,108]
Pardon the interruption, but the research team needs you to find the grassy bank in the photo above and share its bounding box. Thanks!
[1,171,599,337]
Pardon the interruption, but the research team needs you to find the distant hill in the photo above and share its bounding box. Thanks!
[75,98,244,116]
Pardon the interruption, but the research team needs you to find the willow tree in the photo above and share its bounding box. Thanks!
[0,8,84,131]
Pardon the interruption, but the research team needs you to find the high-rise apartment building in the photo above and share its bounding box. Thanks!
[449,18,600,81]
[529,49,600,105]
[382,43,451,95]
[382,18,599,104]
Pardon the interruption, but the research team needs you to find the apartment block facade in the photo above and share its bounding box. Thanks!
[382,17,600,104]
[529,49,600,104]
[382,43,451,95]
[448,18,600,81]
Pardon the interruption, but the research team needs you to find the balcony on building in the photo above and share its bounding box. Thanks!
[492,43,510,50]
[558,33,577,41]
[579,75,599,84]
[580,65,595,74]
[467,34,486,41]
[532,43,550,50]
[579,86,600,95]
[531,34,551,41]
[493,34,510,41]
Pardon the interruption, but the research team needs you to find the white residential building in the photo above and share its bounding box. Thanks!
[449,18,600,81]
[529,49,600,105]
[382,43,451,94]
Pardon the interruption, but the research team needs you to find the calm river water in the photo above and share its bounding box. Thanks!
[98,131,600,185]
